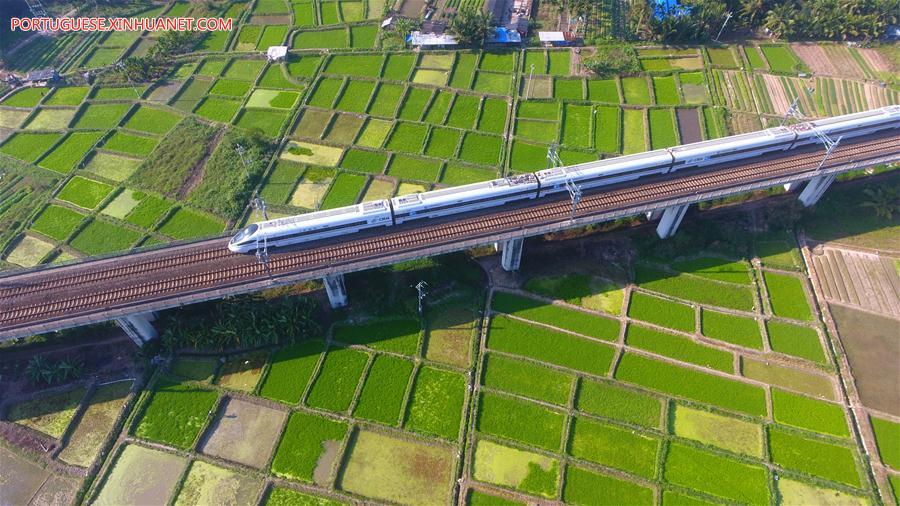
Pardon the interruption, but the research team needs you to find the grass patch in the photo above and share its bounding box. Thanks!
[673,404,764,457]
[134,379,218,449]
[306,347,368,412]
[664,442,770,504]
[271,411,347,483]
[766,320,825,363]
[405,366,466,440]
[700,309,763,349]
[763,271,812,320]
[157,207,224,240]
[635,264,755,311]
[772,389,849,437]
[353,354,413,425]
[482,353,573,406]
[627,291,694,332]
[626,323,733,372]
[487,313,615,375]
[569,416,659,478]
[472,440,559,499]
[768,427,860,487]
[478,392,565,451]
[8,387,85,438]
[615,353,767,416]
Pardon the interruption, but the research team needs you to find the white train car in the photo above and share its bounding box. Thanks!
[228,200,392,253]
[536,150,674,196]
[666,127,797,170]
[792,105,900,148]
[390,174,539,224]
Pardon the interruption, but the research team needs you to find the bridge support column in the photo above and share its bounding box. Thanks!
[798,174,837,207]
[645,209,664,221]
[783,181,801,192]
[656,204,689,239]
[323,274,348,308]
[499,238,524,272]
[116,312,158,346]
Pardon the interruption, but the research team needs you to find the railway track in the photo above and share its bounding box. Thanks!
[1,133,897,333]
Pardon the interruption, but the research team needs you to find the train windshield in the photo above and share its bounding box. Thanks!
[231,224,258,244]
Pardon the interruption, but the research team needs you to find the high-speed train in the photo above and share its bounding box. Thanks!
[228,106,900,253]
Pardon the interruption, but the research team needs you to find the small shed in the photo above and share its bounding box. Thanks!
[487,27,522,45]
[408,31,458,48]
[537,31,576,47]
[266,46,288,62]
[25,68,58,86]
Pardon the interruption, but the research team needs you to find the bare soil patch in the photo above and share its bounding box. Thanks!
[199,397,287,468]
[763,74,790,114]
[676,108,701,144]
[791,44,863,79]
[856,48,894,73]
[830,304,899,416]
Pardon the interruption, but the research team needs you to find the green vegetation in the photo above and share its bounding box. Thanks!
[615,353,767,416]
[671,256,751,284]
[570,416,659,478]
[134,379,218,449]
[353,354,413,425]
[673,404,764,457]
[622,77,651,104]
[38,132,102,173]
[103,131,158,157]
[768,427,860,487]
[482,353,573,405]
[158,208,224,240]
[577,379,661,428]
[871,416,900,470]
[763,271,812,320]
[31,205,84,240]
[58,381,132,467]
[760,45,802,73]
[2,87,49,107]
[406,366,466,440]
[130,118,217,197]
[665,442,770,505]
[271,411,347,482]
[564,466,653,505]
[700,309,763,349]
[259,340,325,404]
[333,318,420,355]
[627,291,695,332]
[488,314,615,375]
[306,347,368,412]
[635,264,755,311]
[8,387,85,438]
[493,291,618,340]
[70,219,142,255]
[57,177,114,210]
[0,132,62,162]
[626,324,733,372]
[771,389,849,437]
[72,103,131,130]
[321,172,366,209]
[123,106,182,135]
[472,440,560,498]
[477,392,565,451]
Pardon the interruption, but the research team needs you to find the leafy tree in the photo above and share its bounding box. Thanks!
[740,0,768,26]
[860,186,899,220]
[448,9,494,46]
[764,2,797,39]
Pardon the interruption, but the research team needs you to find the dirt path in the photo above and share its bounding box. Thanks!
[177,127,225,199]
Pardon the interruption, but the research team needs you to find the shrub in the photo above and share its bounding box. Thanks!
[134,379,218,449]
[487,314,615,375]
[581,44,639,78]
[130,119,217,196]
[477,392,565,451]
[615,353,767,416]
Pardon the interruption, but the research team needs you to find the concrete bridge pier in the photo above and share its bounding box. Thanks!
[655,204,689,239]
[645,209,664,221]
[116,312,158,346]
[783,181,801,192]
[798,174,837,207]
[498,238,524,272]
[323,274,348,308]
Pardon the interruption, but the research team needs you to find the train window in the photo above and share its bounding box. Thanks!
[232,224,258,243]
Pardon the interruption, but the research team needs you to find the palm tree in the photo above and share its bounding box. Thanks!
[860,187,899,220]
[764,2,796,39]
[740,0,767,26]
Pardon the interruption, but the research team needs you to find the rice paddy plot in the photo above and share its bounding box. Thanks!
[223,59,266,81]
[325,54,384,77]
[101,190,143,219]
[282,141,344,167]
[397,87,433,121]
[627,291,694,332]
[472,440,560,499]
[679,72,709,104]
[707,46,739,68]
[763,271,812,320]
[477,98,507,134]
[766,320,825,363]
[510,140,550,172]
[742,357,836,400]
[563,465,653,506]
[338,430,455,504]
[760,45,803,73]
[700,309,763,349]
[57,176,114,210]
[325,114,364,144]
[576,378,662,428]
[102,131,158,157]
[259,340,325,403]
[286,55,322,78]
[234,108,290,137]
[413,69,449,86]
[477,392,565,451]
[561,104,592,148]
[199,397,286,469]
[194,96,242,123]
[258,160,304,204]
[626,324,733,372]
[335,80,376,113]
[388,154,442,181]
[441,163,495,186]
[24,108,77,130]
[386,122,428,153]
[123,105,181,135]
[157,207,225,240]
[321,172,367,208]
[362,178,395,200]
[459,132,501,166]
[648,108,678,149]
[31,205,85,241]
[294,28,349,49]
[84,152,142,182]
[271,411,348,484]
[473,72,512,95]
[5,235,55,267]
[38,132,103,173]
[664,442,770,504]
[482,353,573,406]
[553,79,583,100]
[70,219,142,255]
[1,87,50,107]
[383,53,416,81]
[259,65,303,90]
[777,478,867,506]
[615,353,767,417]
[768,427,860,487]
[0,107,30,129]
[126,194,172,229]
[515,118,558,144]
[587,79,619,103]
[672,404,764,457]
[7,387,85,438]
[621,108,646,154]
[58,381,132,468]
[367,83,404,117]
[209,78,252,97]
[771,389,849,437]
[622,77,652,105]
[569,416,659,478]
[171,78,213,112]
[635,264,755,311]
[93,444,188,505]
[306,346,368,412]
[134,379,219,449]
[870,417,900,470]
[0,132,63,162]
[173,460,263,506]
[356,119,393,148]
[425,127,461,158]
[352,354,414,425]
[256,25,289,50]
[197,59,228,77]
[405,366,466,440]
[349,25,379,48]
[72,103,132,130]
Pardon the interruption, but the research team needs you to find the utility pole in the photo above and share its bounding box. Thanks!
[714,11,733,42]
[565,176,582,220]
[546,143,563,170]
[813,130,843,172]
[251,192,269,221]
[414,281,428,316]
[525,63,536,100]
[779,95,804,126]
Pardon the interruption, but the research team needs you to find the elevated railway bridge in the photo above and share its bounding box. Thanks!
[1,131,898,344]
